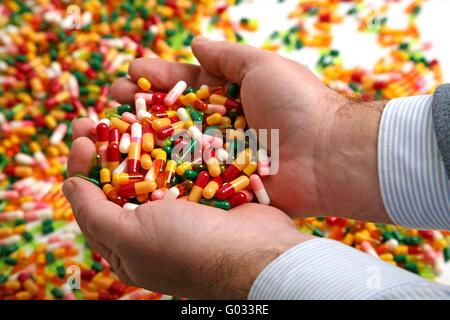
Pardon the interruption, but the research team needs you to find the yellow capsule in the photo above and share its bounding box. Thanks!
[243,161,257,176]
[100,168,111,185]
[207,157,221,177]
[142,132,154,152]
[111,117,130,134]
[181,92,198,105]
[152,118,171,131]
[206,113,223,126]
[234,115,246,129]
[196,86,210,100]
[137,77,151,91]
[140,153,153,170]
[394,245,409,255]
[176,162,192,176]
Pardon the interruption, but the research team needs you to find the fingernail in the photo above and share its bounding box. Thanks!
[62,179,76,200]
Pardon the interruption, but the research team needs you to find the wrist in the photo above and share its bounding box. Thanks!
[315,98,392,223]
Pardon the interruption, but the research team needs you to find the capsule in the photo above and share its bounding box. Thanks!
[118,180,157,198]
[176,162,192,176]
[202,176,222,199]
[110,117,130,133]
[137,77,151,91]
[222,148,252,182]
[199,199,231,210]
[163,186,180,200]
[103,184,118,201]
[100,168,111,185]
[157,121,185,140]
[242,161,257,176]
[142,125,154,152]
[216,176,249,200]
[108,127,120,145]
[127,142,141,174]
[175,180,193,196]
[164,160,177,187]
[257,149,270,177]
[249,174,270,205]
[229,191,251,208]
[140,153,152,170]
[96,122,109,149]
[165,80,187,106]
[105,104,132,118]
[188,171,210,202]
[206,157,221,177]
[112,173,143,187]
[119,133,131,153]
[209,94,241,109]
[106,143,120,172]
[131,122,142,143]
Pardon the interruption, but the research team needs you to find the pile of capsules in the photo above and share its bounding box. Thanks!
[87,78,270,211]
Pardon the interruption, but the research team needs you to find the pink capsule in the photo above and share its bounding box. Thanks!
[50,123,68,145]
[122,112,138,124]
[0,190,20,200]
[249,174,270,205]
[164,80,187,106]
[206,104,227,115]
[151,188,166,200]
[257,149,270,177]
[134,92,153,104]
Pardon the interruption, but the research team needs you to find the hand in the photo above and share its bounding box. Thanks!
[112,37,391,224]
[64,119,312,299]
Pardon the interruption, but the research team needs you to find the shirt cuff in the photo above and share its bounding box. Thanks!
[378,95,450,230]
[248,238,427,300]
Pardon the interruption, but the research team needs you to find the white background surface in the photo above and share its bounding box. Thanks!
[207,0,450,82]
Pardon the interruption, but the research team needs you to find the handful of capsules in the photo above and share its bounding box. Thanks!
[84,78,270,211]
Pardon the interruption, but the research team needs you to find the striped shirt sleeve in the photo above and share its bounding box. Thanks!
[248,238,450,300]
[378,95,450,230]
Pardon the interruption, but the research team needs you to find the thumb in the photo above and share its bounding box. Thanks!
[191,37,271,84]
[62,177,127,249]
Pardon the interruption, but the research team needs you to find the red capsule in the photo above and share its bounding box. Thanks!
[108,128,120,145]
[195,171,210,188]
[229,191,248,208]
[152,92,167,105]
[151,104,167,113]
[107,143,121,162]
[96,123,109,144]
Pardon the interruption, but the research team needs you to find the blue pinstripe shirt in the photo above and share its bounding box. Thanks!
[249,95,450,300]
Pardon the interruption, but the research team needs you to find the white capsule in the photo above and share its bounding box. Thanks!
[0,210,24,222]
[164,80,187,106]
[135,97,147,114]
[123,203,139,211]
[113,157,128,175]
[384,238,399,251]
[187,125,202,141]
[119,133,131,154]
[137,110,152,121]
[176,107,191,122]
[257,148,270,177]
[15,152,35,166]
[33,150,50,170]
[131,123,142,143]
[50,123,68,145]
[216,148,229,162]
[163,186,180,200]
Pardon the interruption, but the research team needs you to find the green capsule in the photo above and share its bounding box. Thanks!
[46,252,55,264]
[0,274,7,285]
[51,288,64,299]
[74,173,100,187]
[193,163,206,172]
[404,236,421,245]
[6,243,18,255]
[312,229,325,237]
[444,248,450,262]
[170,174,183,186]
[92,261,103,272]
[57,265,66,279]
[405,261,419,274]
[162,145,173,157]
[189,108,203,122]
[22,231,33,242]
[200,199,231,211]
[42,224,54,235]
[227,83,240,99]
[4,257,17,266]
[183,169,198,180]
[394,255,407,264]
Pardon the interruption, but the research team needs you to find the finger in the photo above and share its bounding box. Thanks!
[67,137,96,177]
[111,77,140,104]
[128,58,225,90]
[72,118,95,141]
[62,177,130,250]
[191,37,272,84]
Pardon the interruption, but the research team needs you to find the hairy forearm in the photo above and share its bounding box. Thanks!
[316,99,392,223]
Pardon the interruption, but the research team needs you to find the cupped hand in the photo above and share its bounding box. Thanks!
[64,119,312,299]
